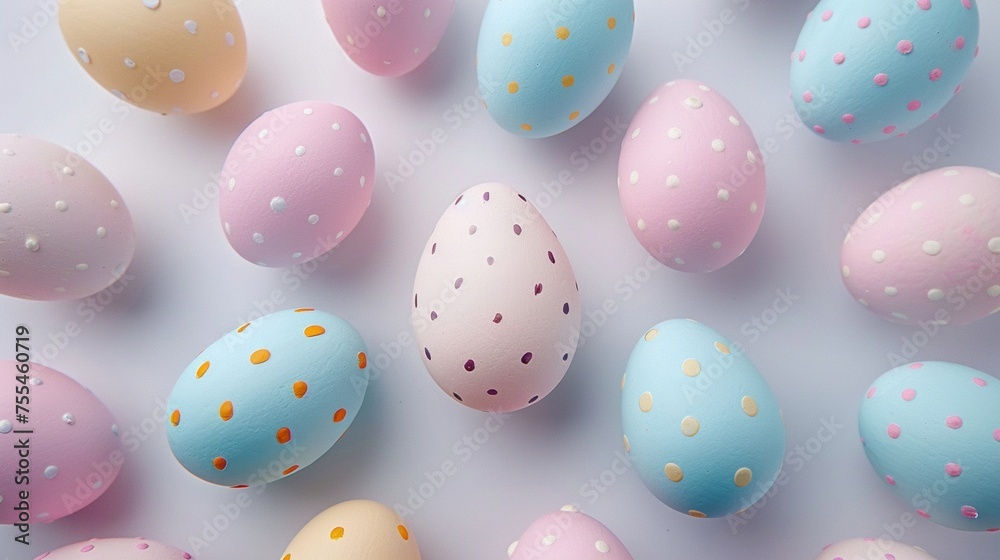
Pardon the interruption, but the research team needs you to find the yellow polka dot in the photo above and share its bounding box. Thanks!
[664,463,683,482]
[213,457,227,470]
[334,408,347,423]
[330,526,345,540]
[620,372,626,391]
[250,349,270,364]
[508,81,519,94]
[623,434,630,453]
[608,63,616,74]
[237,323,250,333]
[742,396,758,417]
[681,416,700,436]
[608,17,617,29]
[639,391,653,412]
[556,26,570,40]
[294,308,314,312]
[644,328,658,341]
[501,32,512,46]
[521,123,533,131]
[569,110,580,121]
[219,401,234,421]
[358,352,367,369]
[196,361,210,379]
[282,464,299,475]
[562,75,575,87]
[715,341,731,355]
[170,409,180,426]
[397,525,409,540]
[304,325,326,337]
[276,427,291,444]
[293,381,308,398]
[734,467,753,487]
[688,510,707,518]
[682,358,701,377]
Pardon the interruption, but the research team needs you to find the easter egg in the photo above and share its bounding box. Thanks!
[507,505,632,559]
[790,0,979,143]
[813,538,938,560]
[322,0,455,77]
[620,319,785,518]
[859,361,1000,531]
[0,362,122,524]
[219,101,375,268]
[841,166,1000,326]
[617,80,765,273]
[477,0,634,138]
[412,183,581,412]
[34,537,193,559]
[282,499,420,559]
[166,308,369,487]
[58,0,247,115]
[0,134,135,301]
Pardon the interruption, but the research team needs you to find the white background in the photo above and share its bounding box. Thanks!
[2,0,999,558]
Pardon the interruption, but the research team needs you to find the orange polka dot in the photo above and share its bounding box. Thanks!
[556,26,570,40]
[333,408,347,423]
[213,457,227,470]
[508,81,519,94]
[397,525,409,540]
[688,509,707,518]
[294,308,314,312]
[196,361,210,379]
[330,527,345,540]
[293,381,308,398]
[304,325,326,337]
[219,401,234,421]
[170,409,180,426]
[562,75,575,87]
[276,427,291,444]
[521,123,533,131]
[608,63,616,74]
[232,484,249,489]
[237,323,250,333]
[282,464,299,476]
[569,111,580,121]
[282,555,291,560]
[250,349,271,364]
[608,17,617,29]
[358,352,367,369]
[501,32,512,46]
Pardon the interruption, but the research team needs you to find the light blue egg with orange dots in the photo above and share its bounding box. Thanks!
[166,308,369,487]
[859,361,1000,531]
[790,0,978,143]
[620,319,785,518]
[477,0,634,138]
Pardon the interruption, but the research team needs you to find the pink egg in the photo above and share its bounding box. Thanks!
[219,101,375,268]
[35,537,192,559]
[322,0,455,77]
[508,506,632,559]
[617,80,765,273]
[0,362,123,525]
[841,166,1000,326]
[814,537,938,560]
[0,134,136,300]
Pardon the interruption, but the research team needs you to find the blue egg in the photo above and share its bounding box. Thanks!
[790,0,978,143]
[859,361,1000,531]
[166,308,369,487]
[477,0,634,138]
[620,319,785,518]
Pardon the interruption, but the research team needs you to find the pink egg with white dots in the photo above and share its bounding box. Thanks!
[219,101,375,268]
[507,506,632,559]
[322,0,455,77]
[35,537,192,559]
[0,134,136,301]
[814,538,938,560]
[841,166,1000,326]
[0,362,123,525]
[617,80,765,273]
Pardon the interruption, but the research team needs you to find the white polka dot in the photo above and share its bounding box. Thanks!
[596,540,610,553]
[54,287,66,293]
[112,424,120,436]
[347,35,355,46]
[292,252,302,259]
[29,378,41,385]
[295,146,306,156]
[668,127,682,139]
[225,32,235,46]
[62,166,74,176]
[111,89,127,100]
[270,197,287,213]
[911,201,925,210]
[124,57,135,68]
[885,286,899,296]
[360,176,366,187]
[923,240,942,256]
[361,133,368,143]
[143,0,159,8]
[750,202,758,213]
[55,201,68,212]
[0,203,11,213]
[224,223,231,236]
[684,96,703,109]
[712,241,722,250]
[629,171,639,185]
[842,266,850,278]
[0,420,12,433]
[62,413,75,425]
[928,288,945,301]
[332,123,342,131]
[507,541,518,557]
[25,238,39,252]
[75,264,88,272]
[858,298,869,307]
[258,130,269,139]
[560,504,579,512]
[424,8,431,17]
[988,238,1000,253]
[169,69,185,83]
[943,169,960,177]
[711,139,726,152]
[43,466,58,479]
[184,20,198,34]
[872,250,887,263]
[308,214,319,225]
[649,96,660,104]
[303,108,314,115]
[334,167,345,177]
[252,233,264,244]
[2,149,13,156]
[97,227,107,238]
[747,151,757,165]
[891,312,909,320]
[717,189,730,202]
[729,116,741,126]
[637,219,646,231]
[666,175,680,188]
[987,285,1000,297]
[0,270,9,278]
[91,480,102,490]
[899,180,914,191]
[336,230,345,239]
[675,257,685,265]
[228,178,236,191]
[668,219,680,230]
[542,535,556,547]
[959,194,976,205]
[631,128,641,139]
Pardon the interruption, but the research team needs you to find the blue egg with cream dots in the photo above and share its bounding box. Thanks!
[621,319,785,518]
[166,308,369,487]
[790,0,978,143]
[859,361,1000,531]
[477,0,634,138]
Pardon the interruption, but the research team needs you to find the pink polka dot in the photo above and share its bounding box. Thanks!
[910,363,924,369]
[897,40,913,54]
[993,428,999,442]
[917,0,931,10]
[803,90,814,103]
[916,509,931,518]
[896,132,908,138]
[945,463,963,477]
[883,125,897,135]
[929,68,942,81]
[813,125,825,134]
[81,545,95,553]
[907,100,922,112]
[955,84,963,94]
[955,36,966,50]
[975,45,979,57]
[867,387,876,398]
[930,112,939,120]
[973,377,987,387]
[842,114,855,124]
[834,53,846,64]
[822,10,833,21]
[988,528,1000,533]
[962,505,979,519]
[874,73,889,86]
[851,139,862,144]
[887,423,901,439]
[799,50,806,62]
[858,16,871,28]
[886,555,896,560]
[962,0,971,8]
[946,415,963,429]
[901,388,916,401]
[886,475,896,485]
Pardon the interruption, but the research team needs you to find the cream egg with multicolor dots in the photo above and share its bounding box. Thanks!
[813,537,938,560]
[618,80,765,273]
[860,362,1000,532]
[841,166,1000,326]
[281,499,420,560]
[0,362,123,525]
[0,134,135,301]
[477,0,634,138]
[620,319,785,518]
[507,506,633,559]
[58,0,247,115]
[34,537,193,559]
[219,101,375,268]
[166,308,369,487]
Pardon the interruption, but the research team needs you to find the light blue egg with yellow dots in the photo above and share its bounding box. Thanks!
[477,0,634,138]
[859,361,1000,531]
[620,319,785,518]
[166,308,369,487]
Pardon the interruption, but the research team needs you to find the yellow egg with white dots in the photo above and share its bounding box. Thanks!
[282,500,421,560]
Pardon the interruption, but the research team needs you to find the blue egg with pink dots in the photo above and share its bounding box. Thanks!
[859,361,1000,531]
[790,0,978,144]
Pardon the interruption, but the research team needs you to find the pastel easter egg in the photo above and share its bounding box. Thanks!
[0,362,123,524]
[621,319,785,518]
[219,101,375,268]
[35,537,193,559]
[618,80,765,272]
[412,183,581,412]
[859,361,1000,531]
[282,499,420,559]
[58,0,247,115]
[477,0,634,138]
[841,166,1000,326]
[507,505,632,559]
[323,0,455,77]
[166,308,369,487]
[790,0,978,143]
[0,134,135,301]
[814,538,938,560]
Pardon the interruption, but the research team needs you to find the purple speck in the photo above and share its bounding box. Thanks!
[513,224,522,235]
[521,352,533,364]
[454,195,463,205]
[430,311,438,321]
[487,389,498,395]
[469,225,477,235]
[414,294,418,308]
[563,302,569,314]
[453,392,463,402]
[424,347,431,360]
[548,251,555,264]
[534,283,543,295]
[431,242,437,254]
[455,277,463,289]
[528,395,539,403]
[518,194,527,202]
[464,359,475,371]
[493,313,502,323]
[487,256,495,265]
[562,353,568,361]
[483,191,490,201]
